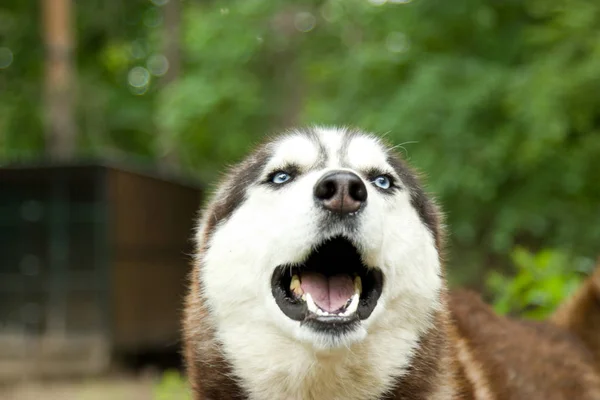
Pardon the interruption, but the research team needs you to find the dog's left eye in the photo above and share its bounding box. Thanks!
[372,175,392,190]
[272,172,292,184]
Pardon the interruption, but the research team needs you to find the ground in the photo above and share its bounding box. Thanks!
[0,371,191,400]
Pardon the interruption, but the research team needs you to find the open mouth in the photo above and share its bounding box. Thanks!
[271,236,384,333]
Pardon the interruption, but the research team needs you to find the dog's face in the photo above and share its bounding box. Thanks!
[198,127,442,350]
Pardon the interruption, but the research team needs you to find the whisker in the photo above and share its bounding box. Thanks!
[389,140,419,157]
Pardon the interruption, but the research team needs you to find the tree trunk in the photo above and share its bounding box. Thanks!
[42,0,76,160]
[158,0,182,170]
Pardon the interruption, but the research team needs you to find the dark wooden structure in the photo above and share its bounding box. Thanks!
[0,162,202,379]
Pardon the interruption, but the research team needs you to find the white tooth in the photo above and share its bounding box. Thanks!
[345,293,360,315]
[323,311,329,316]
[354,276,362,295]
[306,293,318,313]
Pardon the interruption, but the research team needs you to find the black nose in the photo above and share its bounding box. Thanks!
[314,171,367,214]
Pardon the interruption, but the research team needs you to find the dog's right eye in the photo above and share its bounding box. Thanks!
[271,171,292,184]
[265,165,300,187]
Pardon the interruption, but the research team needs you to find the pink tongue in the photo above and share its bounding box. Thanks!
[300,272,355,312]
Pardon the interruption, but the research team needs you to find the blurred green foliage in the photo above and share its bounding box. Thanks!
[487,247,595,319]
[1,0,599,286]
[153,370,191,400]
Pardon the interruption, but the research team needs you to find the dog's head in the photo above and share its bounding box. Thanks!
[197,127,443,350]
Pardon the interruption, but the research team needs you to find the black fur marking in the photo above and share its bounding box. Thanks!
[204,145,271,237]
[301,316,360,335]
[386,154,440,248]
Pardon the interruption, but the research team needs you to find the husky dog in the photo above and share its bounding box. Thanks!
[184,127,600,400]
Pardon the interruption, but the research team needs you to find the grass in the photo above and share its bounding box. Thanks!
[153,370,192,400]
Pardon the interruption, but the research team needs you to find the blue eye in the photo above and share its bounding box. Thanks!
[272,172,291,184]
[373,175,391,190]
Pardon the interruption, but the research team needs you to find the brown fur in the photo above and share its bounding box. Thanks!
[450,286,600,400]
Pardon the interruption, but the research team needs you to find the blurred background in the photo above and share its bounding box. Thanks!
[1,0,599,398]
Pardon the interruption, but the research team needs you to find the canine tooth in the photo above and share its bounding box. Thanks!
[354,276,362,295]
[346,293,360,315]
[305,293,318,313]
[290,274,300,290]
[290,275,303,296]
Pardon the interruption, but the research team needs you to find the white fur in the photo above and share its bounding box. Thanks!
[346,134,393,175]
[197,127,442,400]
[265,133,320,173]
[315,126,345,168]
